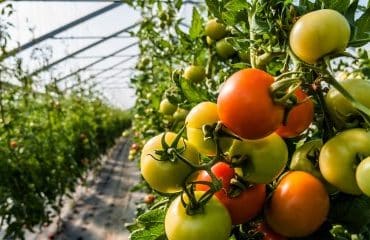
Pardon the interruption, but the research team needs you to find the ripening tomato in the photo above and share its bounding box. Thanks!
[196,162,266,224]
[290,9,350,64]
[265,171,330,238]
[140,132,200,193]
[165,191,232,240]
[186,102,232,156]
[217,68,284,140]
[205,19,227,40]
[275,89,314,138]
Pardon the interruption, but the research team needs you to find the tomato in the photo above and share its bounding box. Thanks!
[319,128,370,195]
[205,18,227,40]
[173,108,188,122]
[254,222,287,240]
[290,139,337,193]
[216,38,236,59]
[228,133,288,184]
[265,171,330,238]
[356,157,370,197]
[325,78,370,129]
[238,51,250,63]
[217,68,284,140]
[140,132,200,193]
[206,36,214,45]
[275,89,314,138]
[159,98,177,115]
[183,65,206,83]
[165,191,232,240]
[196,162,266,224]
[185,102,232,156]
[289,9,350,64]
[143,194,155,204]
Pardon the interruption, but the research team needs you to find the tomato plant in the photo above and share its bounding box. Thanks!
[265,171,330,238]
[165,191,232,240]
[290,9,350,64]
[217,68,284,140]
[126,1,370,240]
[196,162,266,225]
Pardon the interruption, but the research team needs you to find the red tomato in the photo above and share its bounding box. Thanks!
[217,68,284,140]
[265,171,329,238]
[275,89,314,138]
[196,162,266,224]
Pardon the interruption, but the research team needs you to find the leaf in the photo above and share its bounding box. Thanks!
[224,0,249,25]
[206,0,222,19]
[344,0,359,27]
[129,208,166,240]
[329,194,370,233]
[354,7,370,41]
[321,0,351,12]
[175,0,183,10]
[189,7,203,40]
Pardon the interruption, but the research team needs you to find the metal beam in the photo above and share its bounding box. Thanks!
[29,22,139,77]
[72,54,138,59]
[56,41,137,82]
[51,35,133,40]
[0,2,122,61]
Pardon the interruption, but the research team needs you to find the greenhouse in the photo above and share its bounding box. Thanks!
[0,0,370,239]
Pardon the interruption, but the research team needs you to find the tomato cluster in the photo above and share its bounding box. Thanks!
[134,4,370,240]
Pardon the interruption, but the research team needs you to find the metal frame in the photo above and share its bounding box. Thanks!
[0,2,122,62]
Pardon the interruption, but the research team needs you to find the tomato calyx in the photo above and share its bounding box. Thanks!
[228,175,253,198]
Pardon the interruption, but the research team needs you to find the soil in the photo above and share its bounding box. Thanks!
[26,138,144,240]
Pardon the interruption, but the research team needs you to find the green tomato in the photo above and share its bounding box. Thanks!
[165,191,232,240]
[206,36,214,46]
[325,78,370,129]
[140,132,200,193]
[159,98,177,115]
[216,39,236,59]
[290,139,337,193]
[290,9,350,64]
[173,108,189,122]
[356,157,370,197]
[183,65,206,83]
[205,19,227,40]
[319,128,370,195]
[229,133,288,184]
[185,102,232,156]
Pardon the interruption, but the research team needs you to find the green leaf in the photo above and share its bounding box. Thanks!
[189,7,203,40]
[129,208,166,240]
[321,0,351,12]
[223,0,249,25]
[206,0,222,19]
[344,0,359,27]
[353,7,370,44]
[175,0,183,10]
[329,194,370,233]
